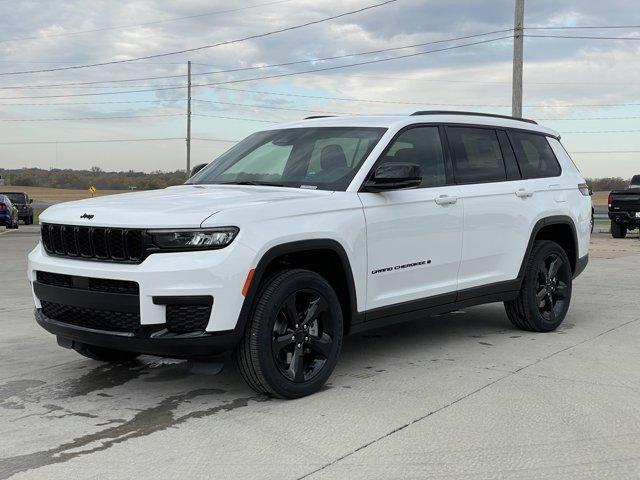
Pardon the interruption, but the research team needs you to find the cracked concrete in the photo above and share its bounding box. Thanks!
[1,227,639,479]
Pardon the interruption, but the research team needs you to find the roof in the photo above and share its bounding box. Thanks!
[263,112,559,138]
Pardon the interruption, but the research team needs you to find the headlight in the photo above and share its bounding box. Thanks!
[149,227,239,250]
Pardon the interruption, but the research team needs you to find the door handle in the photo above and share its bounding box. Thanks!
[515,189,534,198]
[435,195,458,205]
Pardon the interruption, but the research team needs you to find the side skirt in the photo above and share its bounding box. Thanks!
[349,279,520,334]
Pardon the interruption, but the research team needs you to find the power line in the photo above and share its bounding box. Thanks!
[525,25,640,30]
[0,113,183,122]
[0,99,184,106]
[192,137,241,142]
[570,150,640,154]
[0,36,513,99]
[193,113,276,123]
[0,137,237,145]
[0,0,399,76]
[0,0,296,44]
[525,34,640,40]
[560,129,640,134]
[0,29,513,90]
[190,36,514,88]
[0,137,184,145]
[539,116,640,120]
[193,98,353,115]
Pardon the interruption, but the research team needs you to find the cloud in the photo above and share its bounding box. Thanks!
[0,0,639,176]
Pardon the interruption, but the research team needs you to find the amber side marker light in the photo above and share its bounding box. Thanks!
[242,269,256,296]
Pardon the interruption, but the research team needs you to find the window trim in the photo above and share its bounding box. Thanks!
[506,129,563,180]
[357,122,455,192]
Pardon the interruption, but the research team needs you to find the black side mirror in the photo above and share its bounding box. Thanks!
[362,162,422,192]
[29,198,33,204]
[190,163,207,178]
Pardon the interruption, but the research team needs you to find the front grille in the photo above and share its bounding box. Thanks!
[166,304,211,333]
[41,224,145,263]
[41,301,140,332]
[36,271,139,295]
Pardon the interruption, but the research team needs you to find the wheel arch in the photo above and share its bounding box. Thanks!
[518,215,579,283]
[236,239,360,337]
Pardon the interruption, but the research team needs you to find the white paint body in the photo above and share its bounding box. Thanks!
[28,114,591,332]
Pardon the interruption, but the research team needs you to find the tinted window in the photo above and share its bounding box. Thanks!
[447,127,506,183]
[190,127,386,191]
[509,131,561,178]
[379,127,446,187]
[5,193,26,204]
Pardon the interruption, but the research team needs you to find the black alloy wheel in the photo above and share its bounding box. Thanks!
[505,240,572,332]
[234,269,343,399]
[271,289,335,383]
[535,253,570,324]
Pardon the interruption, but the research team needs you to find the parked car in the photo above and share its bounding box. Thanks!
[608,176,640,238]
[0,194,19,229]
[1,192,34,224]
[28,111,591,398]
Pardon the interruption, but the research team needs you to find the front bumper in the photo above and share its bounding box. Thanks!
[28,241,256,332]
[35,309,240,358]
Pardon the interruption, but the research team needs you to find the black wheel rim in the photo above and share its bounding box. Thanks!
[271,289,335,383]
[536,253,569,322]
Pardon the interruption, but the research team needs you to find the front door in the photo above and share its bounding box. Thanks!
[358,125,464,311]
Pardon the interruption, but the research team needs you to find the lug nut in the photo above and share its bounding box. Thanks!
[304,336,309,341]
[291,335,295,341]
[295,324,299,328]
[303,324,308,330]
[296,343,302,349]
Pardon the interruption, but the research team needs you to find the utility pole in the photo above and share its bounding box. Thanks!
[186,60,192,177]
[512,0,525,118]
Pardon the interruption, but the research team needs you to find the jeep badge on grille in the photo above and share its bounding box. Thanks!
[80,213,94,219]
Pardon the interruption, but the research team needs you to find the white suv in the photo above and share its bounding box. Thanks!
[29,111,591,398]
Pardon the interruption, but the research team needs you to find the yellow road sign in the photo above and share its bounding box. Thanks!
[88,185,96,194]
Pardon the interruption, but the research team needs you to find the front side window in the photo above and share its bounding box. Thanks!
[190,127,386,191]
[509,131,561,179]
[378,126,447,187]
[447,127,506,184]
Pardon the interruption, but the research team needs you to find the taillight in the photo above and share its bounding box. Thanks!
[0,203,5,211]
[578,183,591,196]
[608,193,613,207]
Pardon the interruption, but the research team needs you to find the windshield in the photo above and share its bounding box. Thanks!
[4,193,26,204]
[189,127,386,191]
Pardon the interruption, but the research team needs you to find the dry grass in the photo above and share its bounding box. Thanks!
[6,185,127,203]
[592,191,609,208]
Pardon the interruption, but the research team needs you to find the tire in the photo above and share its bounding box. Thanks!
[505,240,572,332]
[234,269,343,399]
[74,343,140,363]
[611,221,627,239]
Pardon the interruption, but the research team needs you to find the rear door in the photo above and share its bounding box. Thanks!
[359,125,463,311]
[446,125,533,291]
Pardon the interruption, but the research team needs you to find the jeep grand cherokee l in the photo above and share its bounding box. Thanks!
[28,111,591,398]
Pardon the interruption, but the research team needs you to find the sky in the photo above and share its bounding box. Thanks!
[0,0,639,178]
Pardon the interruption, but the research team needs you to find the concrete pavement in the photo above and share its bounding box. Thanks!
[1,226,639,479]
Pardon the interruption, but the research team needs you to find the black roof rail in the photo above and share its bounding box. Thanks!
[303,115,335,120]
[411,110,538,125]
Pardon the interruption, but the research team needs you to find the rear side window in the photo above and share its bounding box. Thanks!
[447,127,506,184]
[509,131,561,178]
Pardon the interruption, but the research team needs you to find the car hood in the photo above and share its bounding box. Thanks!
[39,184,333,228]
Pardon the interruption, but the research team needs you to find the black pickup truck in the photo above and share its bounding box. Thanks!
[608,175,640,238]
[0,192,34,225]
